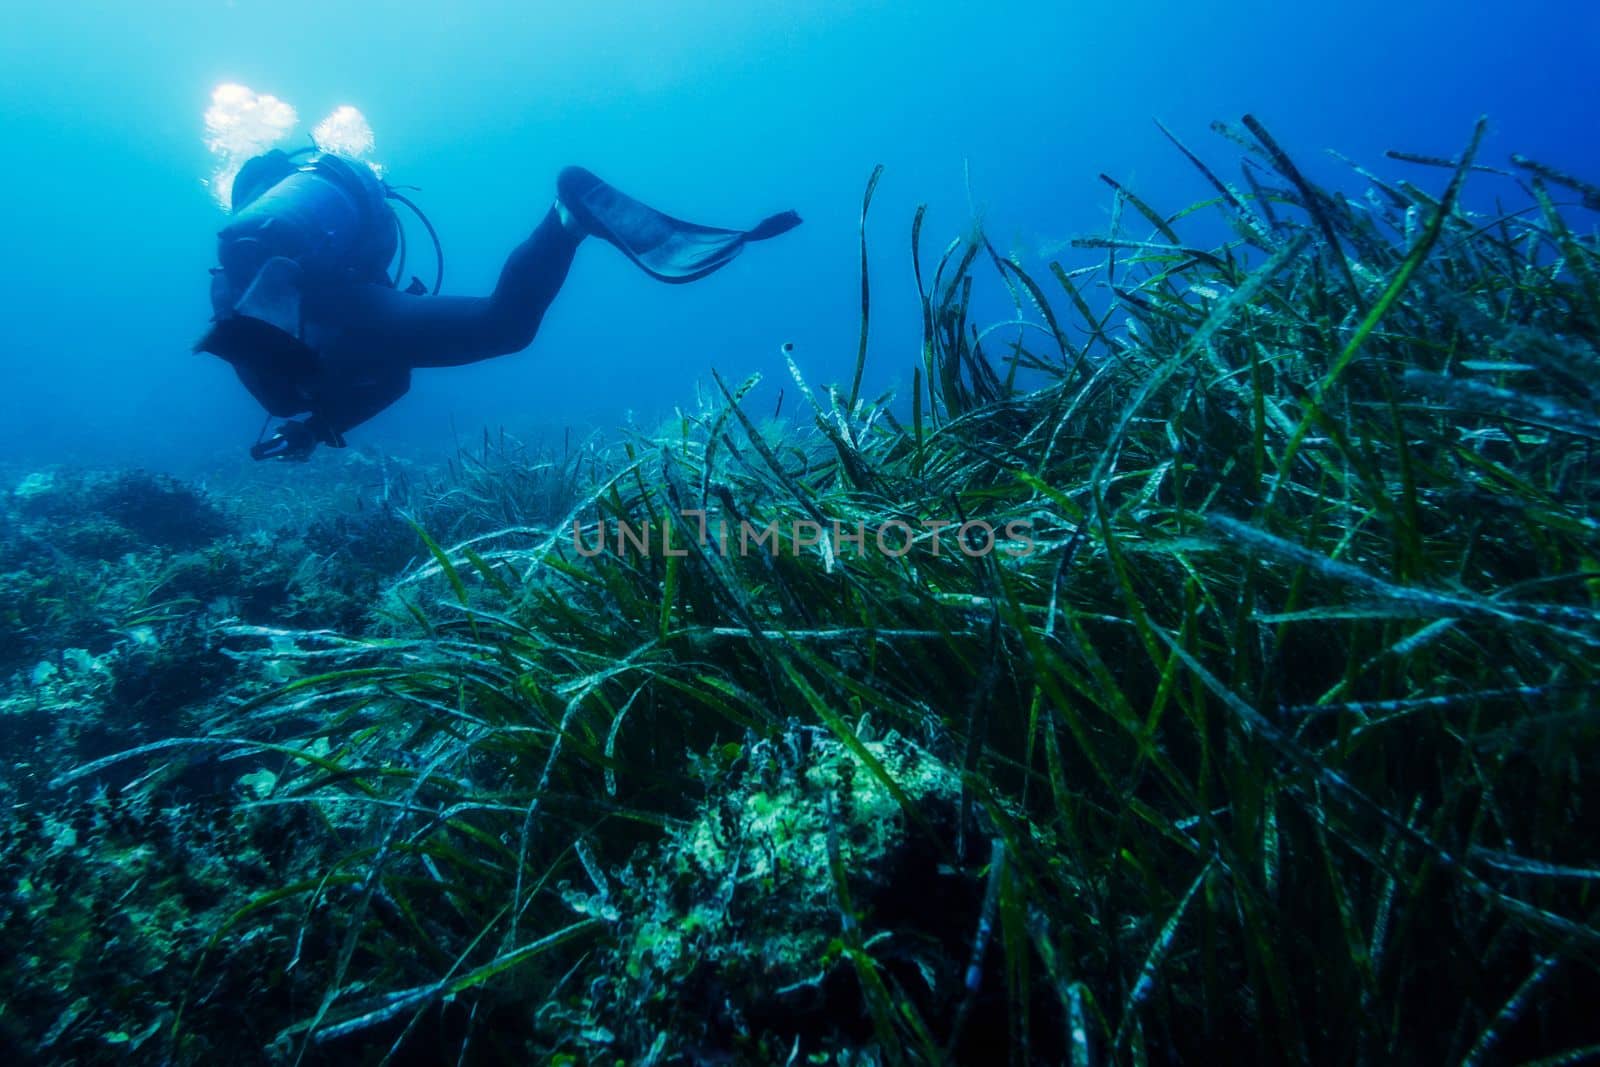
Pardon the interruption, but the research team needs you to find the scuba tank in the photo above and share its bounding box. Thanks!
[217,150,398,290]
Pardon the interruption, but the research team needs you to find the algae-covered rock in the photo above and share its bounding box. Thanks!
[13,470,56,500]
[0,776,342,1064]
[10,469,232,552]
[570,729,987,1064]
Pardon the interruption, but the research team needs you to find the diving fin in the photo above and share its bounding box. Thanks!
[234,256,305,338]
[195,256,319,417]
[556,166,801,284]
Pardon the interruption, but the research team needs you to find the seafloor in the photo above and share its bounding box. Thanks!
[4,121,1598,1065]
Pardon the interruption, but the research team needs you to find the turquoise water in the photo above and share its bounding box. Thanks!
[2,0,1595,472]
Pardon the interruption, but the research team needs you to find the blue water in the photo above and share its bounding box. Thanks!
[2,0,1595,475]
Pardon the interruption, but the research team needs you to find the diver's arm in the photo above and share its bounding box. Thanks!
[312,364,413,437]
[254,362,412,459]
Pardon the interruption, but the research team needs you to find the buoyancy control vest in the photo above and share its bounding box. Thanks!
[196,149,442,420]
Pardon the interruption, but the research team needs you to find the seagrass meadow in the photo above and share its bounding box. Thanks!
[5,117,1600,1065]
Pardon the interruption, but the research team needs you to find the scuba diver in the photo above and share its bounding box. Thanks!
[197,150,801,460]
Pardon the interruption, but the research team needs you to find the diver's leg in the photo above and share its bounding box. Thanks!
[309,172,799,370]
[308,207,582,370]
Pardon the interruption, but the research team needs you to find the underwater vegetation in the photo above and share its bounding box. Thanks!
[7,117,1600,1064]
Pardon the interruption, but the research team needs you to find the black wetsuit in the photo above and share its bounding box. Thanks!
[296,206,581,437]
[199,157,799,454]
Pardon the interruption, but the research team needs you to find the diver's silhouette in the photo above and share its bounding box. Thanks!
[198,151,801,460]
